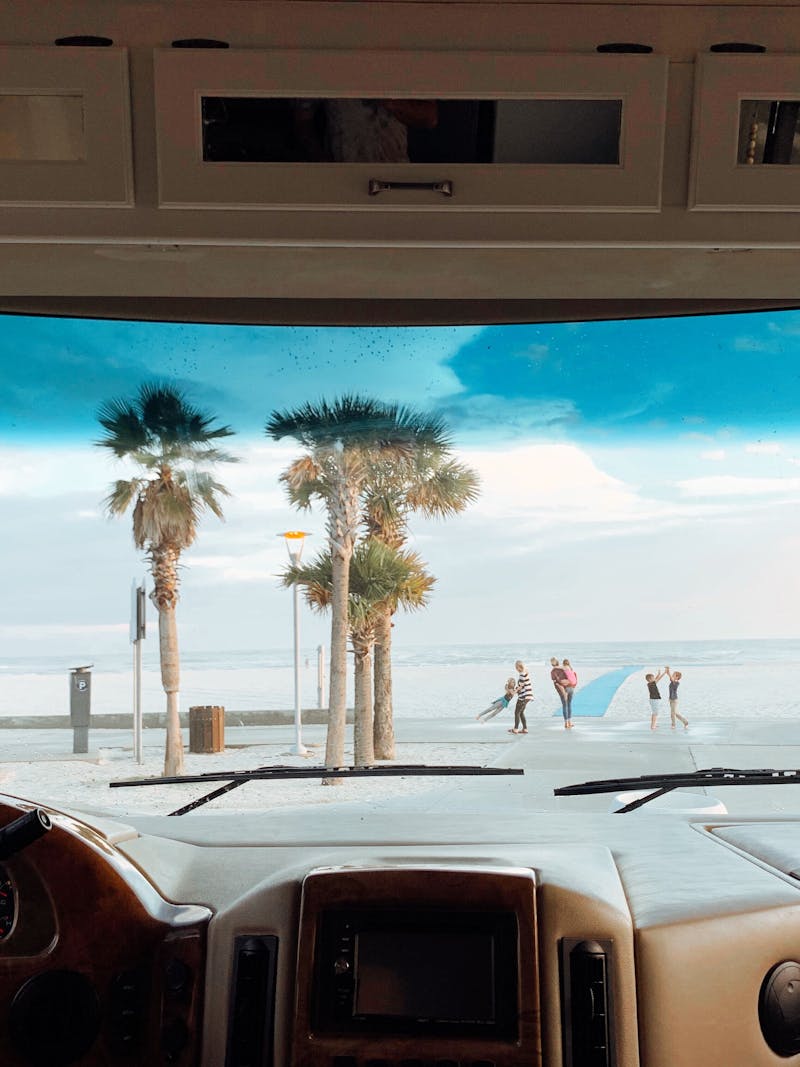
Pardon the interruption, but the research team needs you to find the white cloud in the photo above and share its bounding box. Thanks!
[0,623,128,640]
[0,438,296,500]
[745,441,782,456]
[0,445,108,497]
[614,381,675,421]
[518,343,550,363]
[768,319,800,337]
[187,551,283,584]
[459,442,677,536]
[676,475,800,498]
[188,555,243,570]
[447,394,578,434]
[733,336,775,352]
[701,449,727,461]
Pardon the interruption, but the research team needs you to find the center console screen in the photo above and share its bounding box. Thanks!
[313,908,518,1039]
[354,928,496,1022]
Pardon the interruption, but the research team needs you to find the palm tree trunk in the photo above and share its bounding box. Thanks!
[324,456,359,782]
[373,608,395,759]
[150,543,184,777]
[158,604,184,777]
[353,636,375,766]
[325,548,350,776]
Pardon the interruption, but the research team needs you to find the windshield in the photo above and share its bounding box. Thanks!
[2,309,799,815]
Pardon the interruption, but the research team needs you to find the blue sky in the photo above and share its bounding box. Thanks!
[3,309,800,656]
[5,309,800,444]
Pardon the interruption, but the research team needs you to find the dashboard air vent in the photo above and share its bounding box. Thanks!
[560,938,615,1067]
[226,935,278,1067]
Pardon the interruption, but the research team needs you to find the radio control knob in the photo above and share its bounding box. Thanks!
[333,957,351,975]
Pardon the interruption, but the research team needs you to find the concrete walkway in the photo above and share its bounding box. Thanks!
[1,715,799,816]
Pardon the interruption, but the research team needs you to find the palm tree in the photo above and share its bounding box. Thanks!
[283,540,434,765]
[363,448,480,758]
[96,383,236,776]
[266,395,448,776]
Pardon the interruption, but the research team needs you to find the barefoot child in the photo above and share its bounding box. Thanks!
[510,660,533,734]
[665,666,688,729]
[645,668,667,730]
[476,677,517,723]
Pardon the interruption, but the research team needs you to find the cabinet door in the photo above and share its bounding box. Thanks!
[154,48,667,212]
[0,47,133,206]
[691,54,800,210]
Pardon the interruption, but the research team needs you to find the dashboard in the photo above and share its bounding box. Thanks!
[3,793,800,1066]
[0,798,208,1066]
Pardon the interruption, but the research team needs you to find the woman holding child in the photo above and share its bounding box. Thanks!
[550,657,578,729]
[562,658,578,726]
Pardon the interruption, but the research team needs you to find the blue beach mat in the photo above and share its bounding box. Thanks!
[552,665,643,717]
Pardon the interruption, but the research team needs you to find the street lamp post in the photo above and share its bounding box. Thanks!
[279,530,311,756]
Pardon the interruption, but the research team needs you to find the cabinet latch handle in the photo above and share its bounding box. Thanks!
[368,179,453,197]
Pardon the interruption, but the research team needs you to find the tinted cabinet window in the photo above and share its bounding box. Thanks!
[201,96,622,165]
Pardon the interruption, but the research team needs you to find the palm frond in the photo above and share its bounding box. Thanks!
[138,382,235,447]
[186,471,232,519]
[98,381,236,553]
[388,548,436,612]
[102,478,144,516]
[98,382,235,459]
[266,394,451,452]
[281,539,432,628]
[361,454,480,546]
[132,477,198,551]
[362,488,405,544]
[95,398,148,457]
[267,395,388,448]
[129,450,162,470]
[404,460,481,518]
[161,442,238,467]
[281,556,334,613]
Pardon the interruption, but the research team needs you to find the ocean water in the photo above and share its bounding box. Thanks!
[2,639,799,720]
[3,637,797,678]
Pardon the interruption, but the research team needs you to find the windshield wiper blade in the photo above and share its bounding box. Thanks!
[554,767,800,813]
[110,764,524,816]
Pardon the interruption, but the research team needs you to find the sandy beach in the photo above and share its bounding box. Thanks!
[0,727,509,817]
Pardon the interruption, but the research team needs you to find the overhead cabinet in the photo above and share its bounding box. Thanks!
[154,48,668,211]
[0,46,133,206]
[691,53,800,210]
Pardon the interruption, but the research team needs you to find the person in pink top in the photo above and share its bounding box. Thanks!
[550,657,569,725]
[561,658,578,728]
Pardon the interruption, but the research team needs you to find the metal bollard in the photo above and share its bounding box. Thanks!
[69,665,92,754]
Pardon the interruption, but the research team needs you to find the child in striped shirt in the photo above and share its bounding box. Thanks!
[510,661,533,734]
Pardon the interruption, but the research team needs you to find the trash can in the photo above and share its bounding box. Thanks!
[189,705,225,754]
[69,665,92,754]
